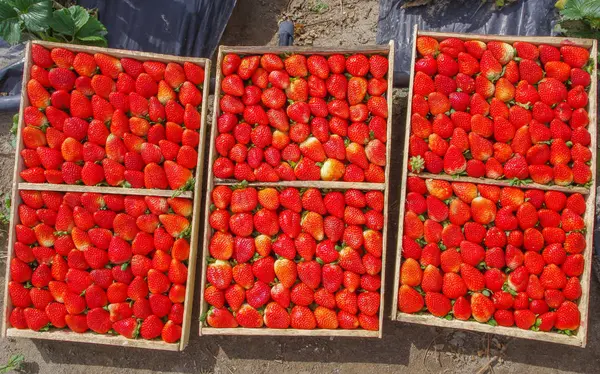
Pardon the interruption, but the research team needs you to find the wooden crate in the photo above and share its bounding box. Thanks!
[391,26,598,347]
[199,43,394,337]
[1,41,212,351]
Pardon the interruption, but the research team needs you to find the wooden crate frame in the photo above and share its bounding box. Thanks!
[2,41,212,351]
[199,43,395,337]
[391,26,598,347]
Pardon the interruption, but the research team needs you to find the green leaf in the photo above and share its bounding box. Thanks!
[76,13,106,37]
[49,6,88,36]
[75,34,107,47]
[0,0,52,44]
[560,0,600,22]
[18,0,52,33]
[0,354,25,373]
[0,11,23,44]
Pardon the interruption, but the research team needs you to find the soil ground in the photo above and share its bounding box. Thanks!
[1,0,600,373]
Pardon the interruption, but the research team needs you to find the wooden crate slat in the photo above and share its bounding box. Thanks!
[391,25,419,322]
[179,57,212,351]
[17,183,193,199]
[201,327,380,337]
[395,314,583,347]
[6,328,180,351]
[1,40,32,339]
[200,43,395,337]
[3,41,210,351]
[418,31,596,49]
[405,173,591,195]
[575,38,598,347]
[213,179,386,191]
[392,26,598,347]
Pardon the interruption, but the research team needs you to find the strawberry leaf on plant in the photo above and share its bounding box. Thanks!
[0,0,52,43]
[560,0,600,22]
[49,5,107,46]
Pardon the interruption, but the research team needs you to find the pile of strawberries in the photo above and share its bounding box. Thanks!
[21,44,204,190]
[204,186,383,330]
[398,177,585,332]
[213,52,389,182]
[409,37,593,186]
[8,190,192,343]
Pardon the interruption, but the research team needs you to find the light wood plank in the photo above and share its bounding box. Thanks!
[418,31,596,49]
[32,41,209,67]
[220,45,390,55]
[405,173,591,195]
[6,329,180,351]
[179,57,211,351]
[214,179,385,191]
[391,25,418,321]
[17,183,193,199]
[201,327,379,337]
[1,42,31,338]
[377,39,395,338]
[198,45,226,337]
[576,39,598,348]
[395,314,583,347]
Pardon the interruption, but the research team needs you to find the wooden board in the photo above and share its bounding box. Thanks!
[391,26,598,347]
[2,41,211,351]
[199,42,395,337]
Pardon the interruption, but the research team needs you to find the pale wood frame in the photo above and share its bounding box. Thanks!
[391,26,598,347]
[199,42,395,337]
[2,41,211,351]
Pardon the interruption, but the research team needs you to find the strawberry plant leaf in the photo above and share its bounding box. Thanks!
[75,13,107,45]
[49,5,89,36]
[0,0,52,43]
[49,5,107,46]
[560,0,600,22]
[19,0,52,32]
[0,14,22,44]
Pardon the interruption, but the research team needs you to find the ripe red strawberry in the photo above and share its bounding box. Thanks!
[94,53,122,79]
[206,307,238,328]
[561,45,590,68]
[398,284,424,314]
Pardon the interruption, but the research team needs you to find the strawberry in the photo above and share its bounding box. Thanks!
[555,301,580,331]
[436,53,458,77]
[50,47,74,68]
[519,59,543,84]
[206,259,233,290]
[23,307,50,331]
[427,92,450,116]
[398,284,424,314]
[563,277,582,301]
[423,292,450,317]
[32,44,53,68]
[218,53,241,76]
[538,78,567,106]
[457,51,479,76]
[561,45,590,68]
[416,36,439,56]
[413,71,435,97]
[479,50,502,81]
[438,38,464,57]
[94,53,122,79]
